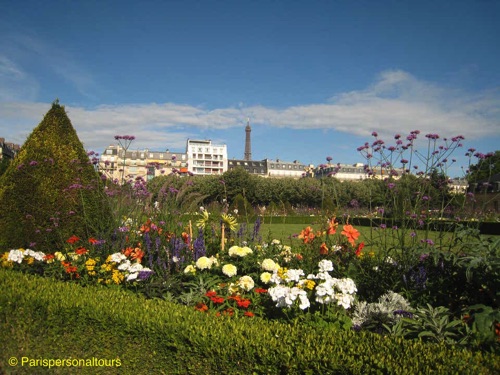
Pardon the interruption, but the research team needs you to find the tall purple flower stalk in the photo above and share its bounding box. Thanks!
[192,228,206,261]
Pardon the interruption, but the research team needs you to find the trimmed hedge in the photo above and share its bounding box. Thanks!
[0,269,498,374]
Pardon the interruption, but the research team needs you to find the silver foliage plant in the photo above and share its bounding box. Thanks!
[352,291,413,328]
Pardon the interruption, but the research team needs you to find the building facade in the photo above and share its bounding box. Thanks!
[186,139,228,176]
[99,144,188,183]
[0,138,21,161]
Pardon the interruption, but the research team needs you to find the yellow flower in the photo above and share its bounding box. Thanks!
[112,270,124,284]
[85,258,97,272]
[196,210,210,229]
[369,251,375,258]
[304,280,316,290]
[54,252,66,261]
[26,257,34,265]
[184,265,196,274]
[1,252,13,268]
[260,272,272,284]
[221,213,238,232]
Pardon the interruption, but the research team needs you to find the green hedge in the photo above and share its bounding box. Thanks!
[0,269,498,374]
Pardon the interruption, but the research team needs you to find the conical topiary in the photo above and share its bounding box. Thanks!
[0,100,112,252]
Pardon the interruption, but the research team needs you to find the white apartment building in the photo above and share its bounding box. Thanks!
[186,139,227,176]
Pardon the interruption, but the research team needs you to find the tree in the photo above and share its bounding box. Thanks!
[467,150,500,184]
[0,101,112,252]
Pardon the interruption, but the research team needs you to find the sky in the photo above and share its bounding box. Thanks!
[0,0,499,177]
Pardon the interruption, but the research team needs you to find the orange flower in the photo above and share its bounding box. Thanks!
[296,253,303,261]
[327,217,338,235]
[122,247,144,263]
[319,242,329,255]
[244,311,255,317]
[298,226,316,244]
[341,225,360,246]
[181,232,190,244]
[195,302,208,312]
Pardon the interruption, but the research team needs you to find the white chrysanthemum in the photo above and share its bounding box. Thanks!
[228,246,253,257]
[183,265,196,274]
[260,272,272,284]
[8,249,24,263]
[261,258,279,272]
[238,275,255,291]
[195,256,213,270]
[222,264,237,277]
[318,259,334,273]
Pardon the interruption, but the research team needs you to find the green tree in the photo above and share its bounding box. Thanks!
[0,101,112,252]
[467,150,500,184]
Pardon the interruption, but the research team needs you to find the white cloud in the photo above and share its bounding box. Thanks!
[0,70,498,154]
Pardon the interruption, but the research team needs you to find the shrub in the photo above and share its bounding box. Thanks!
[0,100,113,253]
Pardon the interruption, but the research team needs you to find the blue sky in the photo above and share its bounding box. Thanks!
[0,0,499,177]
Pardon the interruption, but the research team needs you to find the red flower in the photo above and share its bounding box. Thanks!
[296,253,303,261]
[75,247,88,255]
[66,235,80,244]
[44,254,55,261]
[210,296,225,304]
[205,290,217,298]
[355,242,365,257]
[254,288,268,294]
[88,237,99,245]
[236,299,251,309]
[244,311,254,317]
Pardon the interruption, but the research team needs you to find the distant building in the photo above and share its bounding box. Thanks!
[449,177,468,194]
[0,138,21,161]
[314,163,405,181]
[186,139,228,176]
[228,159,267,176]
[99,144,187,182]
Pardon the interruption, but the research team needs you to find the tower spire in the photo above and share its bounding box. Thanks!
[244,118,252,161]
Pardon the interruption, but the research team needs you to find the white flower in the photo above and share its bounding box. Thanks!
[209,256,219,266]
[24,249,45,262]
[238,275,255,291]
[261,258,279,272]
[195,256,213,270]
[118,260,131,271]
[318,259,334,273]
[172,256,180,263]
[271,239,281,245]
[8,249,24,263]
[222,264,237,277]
[285,269,305,282]
[110,253,127,263]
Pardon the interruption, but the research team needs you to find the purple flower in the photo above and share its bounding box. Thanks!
[29,160,38,166]
[388,183,395,189]
[371,131,378,137]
